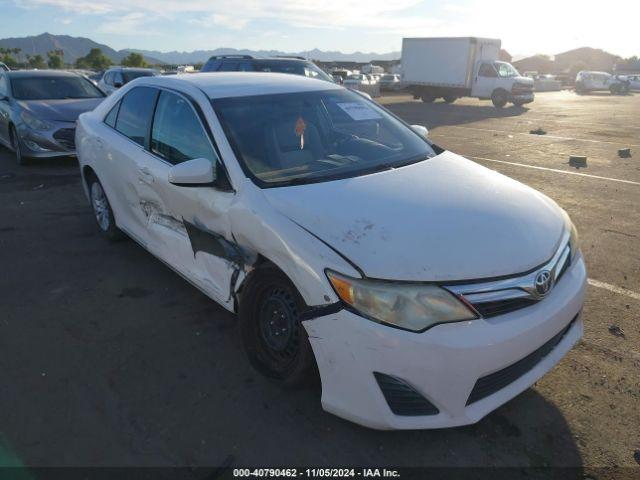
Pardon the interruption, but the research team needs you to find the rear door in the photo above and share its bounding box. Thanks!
[133,89,237,303]
[100,86,159,243]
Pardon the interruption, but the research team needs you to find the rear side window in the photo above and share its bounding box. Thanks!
[150,91,218,165]
[115,87,158,146]
[104,101,120,127]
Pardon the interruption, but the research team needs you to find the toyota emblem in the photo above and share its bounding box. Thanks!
[534,270,553,297]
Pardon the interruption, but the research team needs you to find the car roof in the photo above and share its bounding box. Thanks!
[5,70,84,78]
[136,72,342,99]
[108,67,157,72]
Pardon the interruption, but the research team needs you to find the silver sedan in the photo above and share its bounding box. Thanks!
[0,70,105,165]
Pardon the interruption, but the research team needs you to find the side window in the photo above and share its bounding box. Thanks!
[115,87,158,146]
[150,91,218,165]
[104,72,113,85]
[238,61,254,72]
[0,74,7,97]
[218,61,239,72]
[104,101,120,128]
[479,64,496,77]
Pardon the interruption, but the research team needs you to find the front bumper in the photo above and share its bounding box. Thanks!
[509,92,535,104]
[303,253,586,430]
[17,122,76,158]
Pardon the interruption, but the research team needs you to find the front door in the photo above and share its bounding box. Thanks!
[472,63,498,98]
[0,73,11,147]
[134,89,237,304]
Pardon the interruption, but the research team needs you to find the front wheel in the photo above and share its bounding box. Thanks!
[10,126,26,166]
[443,95,457,104]
[421,93,436,103]
[491,90,508,108]
[88,176,123,241]
[238,266,315,386]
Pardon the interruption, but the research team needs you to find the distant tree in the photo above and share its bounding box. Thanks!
[27,54,47,69]
[47,49,64,69]
[121,52,147,68]
[0,48,19,69]
[75,48,113,70]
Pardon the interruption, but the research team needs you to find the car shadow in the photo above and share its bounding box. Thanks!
[384,99,530,130]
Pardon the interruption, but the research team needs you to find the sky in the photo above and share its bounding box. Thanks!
[1,0,639,58]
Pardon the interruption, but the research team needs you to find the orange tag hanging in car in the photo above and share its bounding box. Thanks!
[294,116,306,149]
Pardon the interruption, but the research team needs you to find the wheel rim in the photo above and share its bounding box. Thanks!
[258,286,300,363]
[91,182,110,231]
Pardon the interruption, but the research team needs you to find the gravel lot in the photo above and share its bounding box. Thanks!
[0,90,638,475]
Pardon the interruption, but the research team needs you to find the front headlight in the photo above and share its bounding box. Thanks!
[20,110,52,131]
[563,211,580,261]
[326,270,477,332]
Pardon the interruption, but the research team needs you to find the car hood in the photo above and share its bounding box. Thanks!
[263,151,565,282]
[18,98,104,123]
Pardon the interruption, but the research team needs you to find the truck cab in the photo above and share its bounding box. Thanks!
[472,61,534,107]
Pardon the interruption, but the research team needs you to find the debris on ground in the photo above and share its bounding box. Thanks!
[618,148,632,158]
[569,155,588,168]
[608,325,625,338]
[32,184,44,191]
[530,128,547,135]
[634,450,640,466]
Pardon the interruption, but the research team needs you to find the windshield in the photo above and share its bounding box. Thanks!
[10,76,104,100]
[252,60,333,82]
[123,70,158,82]
[495,62,519,78]
[213,89,435,187]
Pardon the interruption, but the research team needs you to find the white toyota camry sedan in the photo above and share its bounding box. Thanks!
[76,72,587,430]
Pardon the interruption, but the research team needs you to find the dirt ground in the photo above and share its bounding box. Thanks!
[0,90,638,475]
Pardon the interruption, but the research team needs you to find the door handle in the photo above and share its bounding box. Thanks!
[138,167,154,184]
[95,138,104,149]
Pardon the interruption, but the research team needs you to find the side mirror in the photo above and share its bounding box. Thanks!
[411,124,429,138]
[113,81,123,88]
[168,158,215,186]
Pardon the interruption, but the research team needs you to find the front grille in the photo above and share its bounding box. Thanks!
[473,297,538,317]
[374,372,439,416]
[512,84,534,94]
[466,317,576,405]
[53,128,76,150]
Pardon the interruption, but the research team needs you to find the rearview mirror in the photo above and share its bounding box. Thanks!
[168,158,215,186]
[411,124,429,138]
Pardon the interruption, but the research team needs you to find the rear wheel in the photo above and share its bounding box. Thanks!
[491,89,508,108]
[9,126,26,166]
[239,266,315,386]
[443,95,457,104]
[88,176,123,241]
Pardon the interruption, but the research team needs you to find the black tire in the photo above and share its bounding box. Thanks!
[87,175,124,241]
[491,89,508,108]
[9,125,26,166]
[610,85,620,95]
[421,93,436,103]
[443,95,457,104]
[238,265,315,386]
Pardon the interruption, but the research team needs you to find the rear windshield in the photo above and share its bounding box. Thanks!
[123,70,158,82]
[252,60,333,82]
[213,88,435,188]
[10,76,105,100]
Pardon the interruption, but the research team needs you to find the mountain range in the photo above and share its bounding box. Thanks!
[0,33,400,65]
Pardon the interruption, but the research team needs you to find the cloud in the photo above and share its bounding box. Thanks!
[14,0,434,32]
[98,11,159,36]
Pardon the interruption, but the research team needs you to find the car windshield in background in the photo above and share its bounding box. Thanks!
[123,70,158,82]
[252,60,333,82]
[11,76,104,100]
[495,62,519,78]
[213,89,435,187]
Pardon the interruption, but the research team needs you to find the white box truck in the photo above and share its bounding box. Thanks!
[401,37,534,108]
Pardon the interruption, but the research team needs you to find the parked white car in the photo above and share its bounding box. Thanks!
[343,73,371,88]
[624,74,640,91]
[575,71,629,94]
[98,67,159,95]
[379,74,401,91]
[76,73,586,430]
